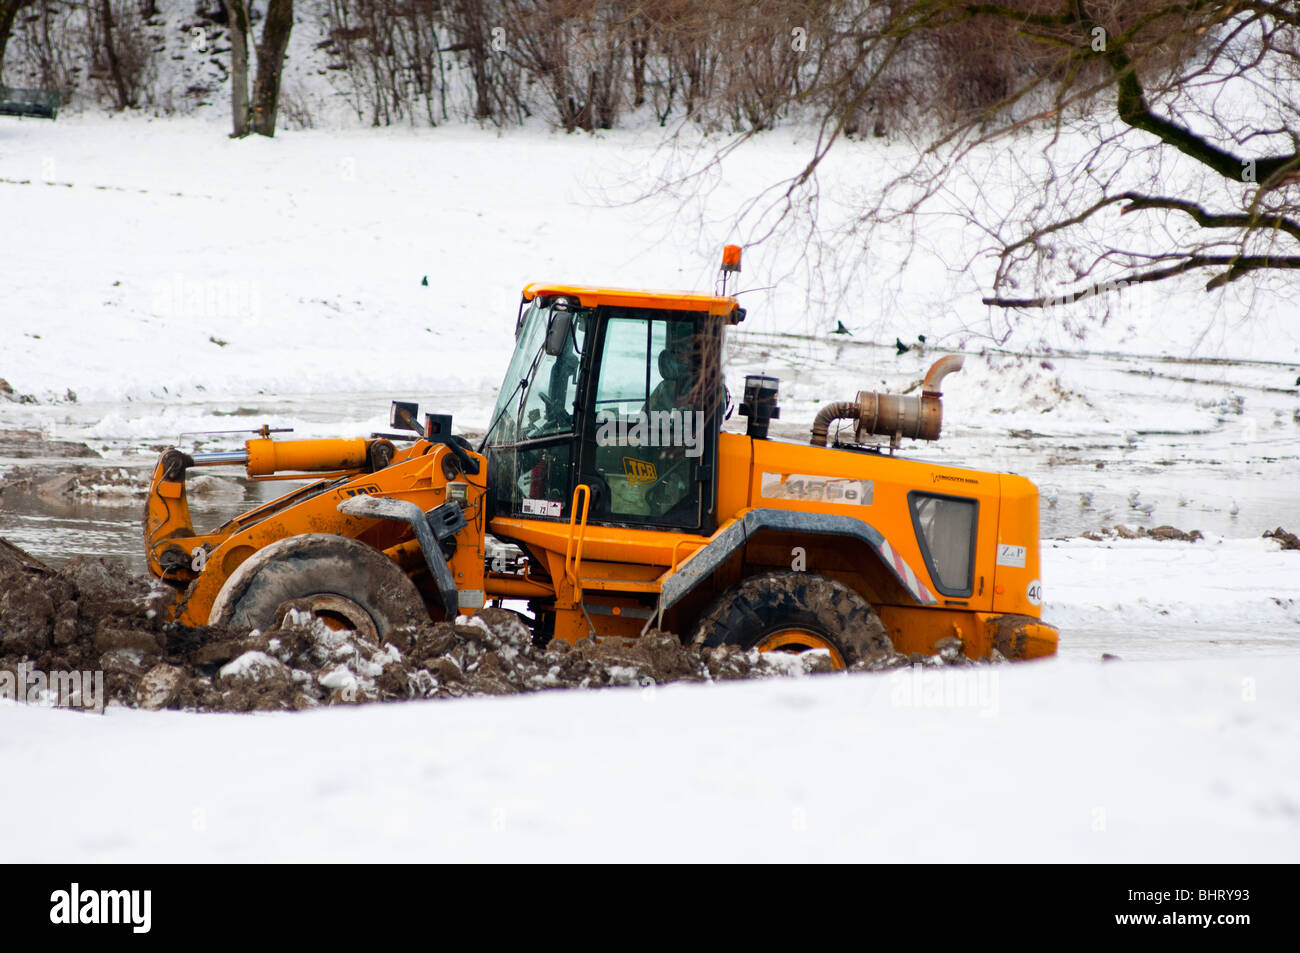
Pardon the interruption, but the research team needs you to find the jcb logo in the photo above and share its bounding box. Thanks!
[623,457,657,486]
[339,484,381,498]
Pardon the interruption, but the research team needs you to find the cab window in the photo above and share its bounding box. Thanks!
[908,492,977,596]
[583,309,718,527]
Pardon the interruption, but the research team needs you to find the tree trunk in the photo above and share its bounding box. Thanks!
[251,0,293,137]
[449,0,491,121]
[225,0,251,137]
[468,33,490,120]
[630,19,646,109]
[0,0,30,86]
[98,0,131,109]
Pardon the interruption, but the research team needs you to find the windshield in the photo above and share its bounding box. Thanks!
[485,298,589,448]
[484,298,590,520]
[485,300,548,446]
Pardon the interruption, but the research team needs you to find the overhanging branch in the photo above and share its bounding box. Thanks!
[1085,4,1300,183]
[1120,193,1300,242]
[983,254,1300,308]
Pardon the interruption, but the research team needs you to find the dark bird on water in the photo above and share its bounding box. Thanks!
[832,321,852,335]
[895,337,910,355]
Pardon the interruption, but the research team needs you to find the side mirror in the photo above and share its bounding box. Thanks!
[544,308,572,357]
[389,401,424,435]
[515,297,528,339]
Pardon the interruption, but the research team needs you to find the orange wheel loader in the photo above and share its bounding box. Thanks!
[144,248,1058,666]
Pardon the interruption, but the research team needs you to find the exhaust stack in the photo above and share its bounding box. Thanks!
[810,355,964,449]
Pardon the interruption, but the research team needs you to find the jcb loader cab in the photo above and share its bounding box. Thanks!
[145,249,1058,666]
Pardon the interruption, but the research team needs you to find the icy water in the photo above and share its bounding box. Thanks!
[4,341,1298,553]
[0,460,281,570]
[0,388,492,571]
[5,396,1295,568]
[1057,622,1298,662]
[2,339,1297,661]
[735,333,1300,542]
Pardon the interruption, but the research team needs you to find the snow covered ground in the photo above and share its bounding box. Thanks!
[2,115,1299,861]
[1046,538,1300,660]
[4,653,1296,862]
[3,114,1299,409]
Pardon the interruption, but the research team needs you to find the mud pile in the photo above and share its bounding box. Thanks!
[1264,527,1300,550]
[0,380,38,405]
[1080,524,1204,542]
[0,429,99,459]
[1,538,976,715]
[1,463,149,503]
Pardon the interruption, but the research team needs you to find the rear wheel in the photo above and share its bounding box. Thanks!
[690,571,893,669]
[208,534,429,642]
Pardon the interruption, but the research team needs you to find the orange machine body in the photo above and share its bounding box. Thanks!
[145,280,1056,661]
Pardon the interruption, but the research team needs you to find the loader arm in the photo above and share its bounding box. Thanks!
[144,437,490,628]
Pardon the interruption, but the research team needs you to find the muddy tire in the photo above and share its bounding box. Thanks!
[209,534,428,642]
[690,571,893,668]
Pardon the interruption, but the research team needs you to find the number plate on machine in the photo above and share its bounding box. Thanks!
[760,473,874,505]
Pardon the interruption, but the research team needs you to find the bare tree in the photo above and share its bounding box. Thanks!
[500,0,631,131]
[251,0,292,134]
[0,0,33,84]
[665,1,1300,315]
[93,0,132,108]
[974,1,1300,306]
[16,0,79,92]
[226,0,252,134]
[445,0,496,121]
[224,0,294,137]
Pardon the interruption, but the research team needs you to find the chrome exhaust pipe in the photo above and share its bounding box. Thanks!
[810,355,964,448]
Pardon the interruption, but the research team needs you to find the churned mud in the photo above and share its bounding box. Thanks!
[0,426,143,504]
[0,463,150,503]
[0,428,100,460]
[1264,527,1300,550]
[1080,524,1206,542]
[1077,524,1300,549]
[0,537,984,715]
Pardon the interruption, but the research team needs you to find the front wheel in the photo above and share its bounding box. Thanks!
[689,571,893,670]
[208,534,429,642]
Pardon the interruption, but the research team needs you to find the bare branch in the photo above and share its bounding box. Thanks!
[984,254,1300,307]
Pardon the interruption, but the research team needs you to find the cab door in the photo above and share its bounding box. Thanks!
[575,307,722,534]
